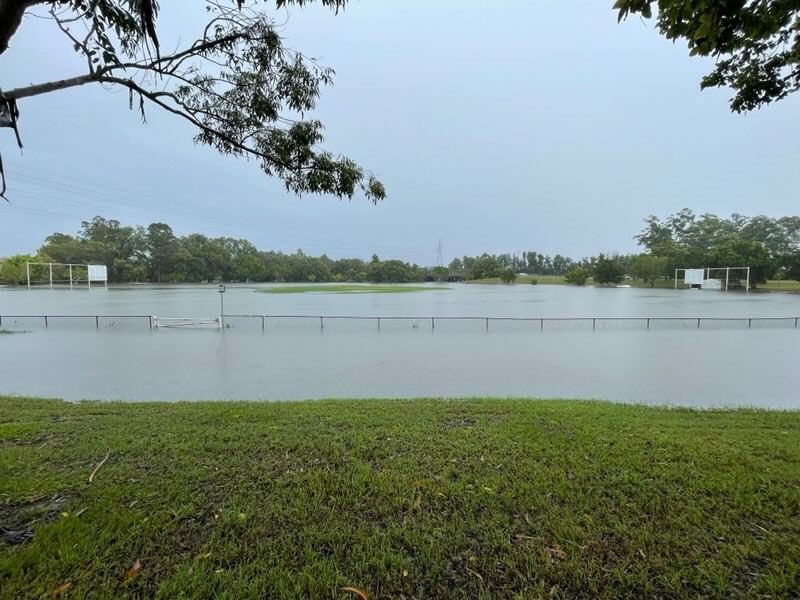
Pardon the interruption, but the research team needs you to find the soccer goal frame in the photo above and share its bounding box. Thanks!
[674,266,750,292]
[26,262,108,290]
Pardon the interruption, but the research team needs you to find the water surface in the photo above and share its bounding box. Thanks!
[1,283,797,407]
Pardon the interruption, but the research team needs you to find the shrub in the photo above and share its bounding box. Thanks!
[564,268,588,286]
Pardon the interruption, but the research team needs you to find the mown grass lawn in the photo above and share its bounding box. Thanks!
[1,398,798,599]
[761,280,800,292]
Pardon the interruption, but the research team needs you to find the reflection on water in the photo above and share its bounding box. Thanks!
[0,284,798,407]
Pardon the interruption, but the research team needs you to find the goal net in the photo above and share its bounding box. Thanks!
[152,317,221,329]
[26,262,107,289]
[674,266,750,291]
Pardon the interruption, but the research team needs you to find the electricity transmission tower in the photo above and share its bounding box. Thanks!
[435,239,444,268]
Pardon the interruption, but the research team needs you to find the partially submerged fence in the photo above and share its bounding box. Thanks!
[0,315,155,329]
[223,314,800,331]
[0,315,219,329]
[5,314,797,332]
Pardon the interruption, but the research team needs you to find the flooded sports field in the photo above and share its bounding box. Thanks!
[1,283,797,408]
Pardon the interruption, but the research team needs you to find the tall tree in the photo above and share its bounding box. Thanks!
[615,1,800,112]
[231,254,267,282]
[77,217,145,282]
[39,233,86,265]
[631,254,668,287]
[0,0,384,201]
[711,239,774,286]
[146,223,178,282]
[499,268,517,284]
[785,252,800,283]
[593,253,625,285]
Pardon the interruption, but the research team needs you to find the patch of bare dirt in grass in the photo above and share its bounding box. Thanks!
[0,494,72,545]
[442,417,477,429]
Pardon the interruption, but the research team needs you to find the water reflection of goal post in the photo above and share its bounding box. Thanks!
[26,262,108,290]
[674,266,750,291]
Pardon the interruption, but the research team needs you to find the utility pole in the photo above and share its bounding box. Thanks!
[218,284,225,328]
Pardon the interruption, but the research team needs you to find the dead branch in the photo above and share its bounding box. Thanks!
[88,449,111,483]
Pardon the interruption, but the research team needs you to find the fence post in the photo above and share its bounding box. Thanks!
[485,318,489,331]
[44,316,48,328]
[377,317,381,331]
[593,318,596,331]
[96,316,99,328]
[697,318,701,329]
[646,318,650,330]
[262,315,265,330]
[431,317,435,329]
[320,316,324,329]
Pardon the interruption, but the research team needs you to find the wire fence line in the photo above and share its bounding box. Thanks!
[1,314,799,332]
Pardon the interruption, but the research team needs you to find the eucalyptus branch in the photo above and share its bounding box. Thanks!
[1,0,384,202]
[51,7,95,74]
[98,74,328,178]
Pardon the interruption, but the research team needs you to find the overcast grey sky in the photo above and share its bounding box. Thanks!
[1,1,798,265]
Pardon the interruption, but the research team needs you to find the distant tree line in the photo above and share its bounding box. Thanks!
[0,217,425,285]
[2,211,798,286]
[632,210,800,287]
[444,211,800,288]
[447,252,588,280]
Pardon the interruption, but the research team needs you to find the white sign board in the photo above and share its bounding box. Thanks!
[684,269,704,285]
[88,264,108,282]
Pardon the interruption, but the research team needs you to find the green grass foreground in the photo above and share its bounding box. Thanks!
[259,284,450,294]
[1,398,798,599]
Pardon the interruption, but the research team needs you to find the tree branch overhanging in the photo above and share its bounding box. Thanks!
[615,0,800,112]
[0,0,48,54]
[0,0,384,202]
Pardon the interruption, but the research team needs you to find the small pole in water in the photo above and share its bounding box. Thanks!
[218,284,225,329]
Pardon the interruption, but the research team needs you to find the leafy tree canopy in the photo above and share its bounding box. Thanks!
[631,254,669,287]
[499,268,517,284]
[786,252,800,282]
[634,209,800,285]
[0,0,384,201]
[711,238,773,285]
[615,0,800,112]
[564,268,589,286]
[592,253,625,286]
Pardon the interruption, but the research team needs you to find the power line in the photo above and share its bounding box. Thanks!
[1,166,423,259]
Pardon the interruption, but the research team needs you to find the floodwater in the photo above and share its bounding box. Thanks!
[0,283,798,408]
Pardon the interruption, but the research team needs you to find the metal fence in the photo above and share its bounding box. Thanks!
[221,314,800,332]
[0,315,154,330]
[2,314,799,332]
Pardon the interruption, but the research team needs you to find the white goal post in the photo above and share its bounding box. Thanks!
[26,262,108,290]
[674,266,750,292]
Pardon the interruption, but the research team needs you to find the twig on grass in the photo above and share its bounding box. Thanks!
[88,449,111,483]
